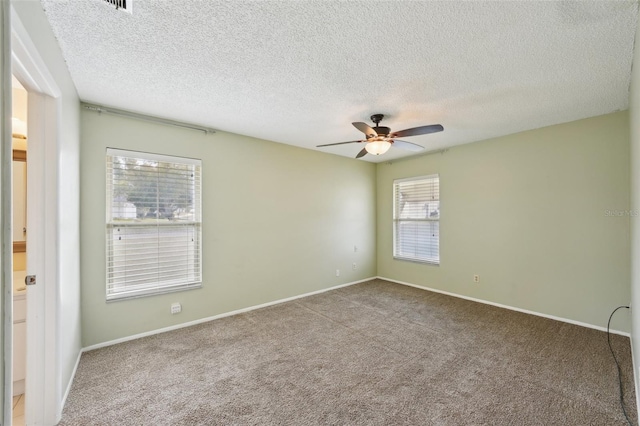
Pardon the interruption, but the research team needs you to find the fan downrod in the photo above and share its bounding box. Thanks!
[370,114,384,126]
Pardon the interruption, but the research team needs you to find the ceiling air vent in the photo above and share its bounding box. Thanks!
[102,0,132,13]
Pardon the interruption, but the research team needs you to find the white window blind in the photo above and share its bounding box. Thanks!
[393,175,440,264]
[106,148,202,300]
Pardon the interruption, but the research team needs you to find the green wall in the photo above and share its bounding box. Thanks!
[629,5,640,389]
[81,108,631,346]
[377,111,631,331]
[80,110,377,347]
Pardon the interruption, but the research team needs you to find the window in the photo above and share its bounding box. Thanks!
[106,148,202,300]
[393,175,440,264]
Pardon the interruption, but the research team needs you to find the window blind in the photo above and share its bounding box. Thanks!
[106,148,202,300]
[393,175,439,264]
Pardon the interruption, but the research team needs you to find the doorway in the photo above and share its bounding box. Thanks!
[9,5,63,424]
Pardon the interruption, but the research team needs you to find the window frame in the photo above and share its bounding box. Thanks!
[392,174,440,265]
[105,148,202,301]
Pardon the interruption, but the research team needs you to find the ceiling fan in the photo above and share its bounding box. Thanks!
[317,114,443,158]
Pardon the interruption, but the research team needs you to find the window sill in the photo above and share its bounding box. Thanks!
[106,282,202,302]
[393,256,440,266]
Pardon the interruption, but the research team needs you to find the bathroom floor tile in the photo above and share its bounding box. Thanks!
[13,395,24,418]
[13,414,24,426]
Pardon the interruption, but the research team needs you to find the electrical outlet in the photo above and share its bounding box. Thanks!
[473,275,480,283]
[352,263,357,270]
[336,269,340,277]
[170,302,181,314]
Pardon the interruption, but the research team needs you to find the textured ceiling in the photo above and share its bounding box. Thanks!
[41,0,638,162]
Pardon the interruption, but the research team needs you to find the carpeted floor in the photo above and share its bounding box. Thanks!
[60,279,637,425]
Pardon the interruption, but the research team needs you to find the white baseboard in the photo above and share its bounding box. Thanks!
[61,350,82,410]
[83,277,377,352]
[378,276,631,337]
[630,335,640,419]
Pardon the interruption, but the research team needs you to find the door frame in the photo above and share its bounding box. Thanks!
[1,0,12,423]
[8,5,61,425]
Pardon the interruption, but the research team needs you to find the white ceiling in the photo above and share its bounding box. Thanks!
[41,0,638,162]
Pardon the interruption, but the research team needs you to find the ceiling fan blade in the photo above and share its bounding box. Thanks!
[355,148,368,159]
[392,140,425,152]
[316,140,361,147]
[352,122,378,138]
[391,124,444,138]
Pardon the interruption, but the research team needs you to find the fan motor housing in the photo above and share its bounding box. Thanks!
[372,126,391,137]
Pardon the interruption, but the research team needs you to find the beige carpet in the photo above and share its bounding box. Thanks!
[60,279,637,425]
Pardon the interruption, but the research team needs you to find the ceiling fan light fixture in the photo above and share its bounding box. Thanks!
[316,113,442,159]
[365,139,391,155]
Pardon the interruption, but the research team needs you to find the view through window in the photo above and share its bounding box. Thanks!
[393,174,440,264]
[106,148,202,300]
